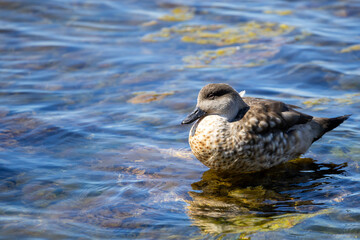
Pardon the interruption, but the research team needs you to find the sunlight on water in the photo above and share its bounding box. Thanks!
[0,0,359,239]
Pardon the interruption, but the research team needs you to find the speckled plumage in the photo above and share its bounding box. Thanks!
[182,83,350,173]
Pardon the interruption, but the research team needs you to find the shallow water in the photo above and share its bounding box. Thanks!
[0,0,360,239]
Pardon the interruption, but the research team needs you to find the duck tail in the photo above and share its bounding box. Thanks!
[313,114,350,142]
[321,114,351,133]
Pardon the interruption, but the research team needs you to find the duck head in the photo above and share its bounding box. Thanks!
[182,83,249,124]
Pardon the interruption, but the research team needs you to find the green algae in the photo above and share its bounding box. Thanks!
[181,31,310,68]
[181,21,294,46]
[187,21,294,45]
[143,21,295,46]
[158,7,194,22]
[302,98,331,107]
[142,24,224,42]
[182,44,277,68]
[340,44,360,53]
[302,93,360,109]
[142,18,305,68]
[188,189,331,235]
[229,209,330,234]
[264,9,293,16]
[186,159,345,236]
[142,8,306,69]
[127,91,174,104]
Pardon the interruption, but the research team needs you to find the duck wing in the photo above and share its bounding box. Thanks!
[242,97,313,132]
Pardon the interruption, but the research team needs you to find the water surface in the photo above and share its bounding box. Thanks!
[0,0,360,239]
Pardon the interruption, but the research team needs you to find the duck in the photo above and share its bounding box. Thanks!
[182,83,350,173]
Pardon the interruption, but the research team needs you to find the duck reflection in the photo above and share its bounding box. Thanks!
[187,158,346,235]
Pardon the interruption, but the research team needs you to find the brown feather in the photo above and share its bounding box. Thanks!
[242,97,313,132]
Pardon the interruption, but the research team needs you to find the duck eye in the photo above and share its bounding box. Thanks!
[208,89,229,99]
[207,93,215,100]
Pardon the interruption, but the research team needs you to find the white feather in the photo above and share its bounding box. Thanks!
[239,90,246,97]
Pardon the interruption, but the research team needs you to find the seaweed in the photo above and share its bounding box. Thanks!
[302,93,360,109]
[158,7,194,22]
[340,44,360,53]
[143,22,295,46]
[127,91,174,104]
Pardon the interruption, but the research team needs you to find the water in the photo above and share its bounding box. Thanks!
[0,0,359,239]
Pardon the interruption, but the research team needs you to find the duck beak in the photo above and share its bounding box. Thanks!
[182,107,206,125]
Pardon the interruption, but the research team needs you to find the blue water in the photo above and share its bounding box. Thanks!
[0,0,360,239]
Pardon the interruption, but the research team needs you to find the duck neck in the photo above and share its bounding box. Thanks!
[232,100,249,122]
